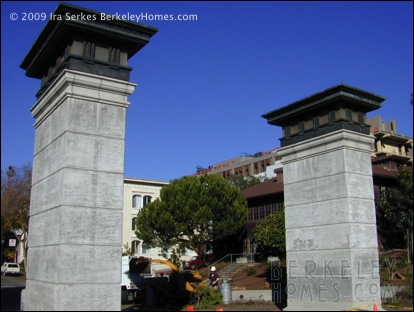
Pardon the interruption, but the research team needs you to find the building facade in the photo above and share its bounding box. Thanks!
[194,147,283,180]
[368,115,413,168]
[122,177,196,261]
[195,115,412,184]
[123,177,167,257]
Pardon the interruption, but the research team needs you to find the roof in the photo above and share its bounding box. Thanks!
[242,164,412,200]
[124,177,169,186]
[371,165,398,179]
[372,155,412,165]
[241,177,283,199]
[20,2,158,78]
[262,84,385,126]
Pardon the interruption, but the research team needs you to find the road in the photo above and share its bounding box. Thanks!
[1,274,25,311]
[2,275,410,311]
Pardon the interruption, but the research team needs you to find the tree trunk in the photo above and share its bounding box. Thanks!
[409,228,413,264]
[17,233,28,271]
[405,229,412,264]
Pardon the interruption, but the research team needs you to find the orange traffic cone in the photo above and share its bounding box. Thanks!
[373,303,378,311]
[186,305,195,311]
[215,308,224,312]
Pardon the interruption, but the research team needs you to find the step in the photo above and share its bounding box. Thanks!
[219,263,254,279]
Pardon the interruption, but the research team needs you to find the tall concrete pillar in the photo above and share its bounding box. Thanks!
[262,84,385,311]
[20,3,157,311]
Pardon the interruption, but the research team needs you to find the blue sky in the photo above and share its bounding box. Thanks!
[1,1,413,182]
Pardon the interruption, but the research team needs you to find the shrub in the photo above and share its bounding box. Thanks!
[396,285,413,301]
[195,286,223,309]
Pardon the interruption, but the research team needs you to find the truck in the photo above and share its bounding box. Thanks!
[145,259,207,306]
[121,256,206,305]
[183,254,215,270]
[121,255,173,304]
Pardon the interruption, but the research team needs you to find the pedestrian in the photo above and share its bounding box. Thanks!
[208,266,220,289]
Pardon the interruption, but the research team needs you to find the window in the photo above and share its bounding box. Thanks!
[143,195,152,206]
[132,195,141,209]
[142,243,151,254]
[132,217,137,231]
[131,240,140,255]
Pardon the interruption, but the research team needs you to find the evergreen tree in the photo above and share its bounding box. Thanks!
[136,174,248,266]
[254,209,286,257]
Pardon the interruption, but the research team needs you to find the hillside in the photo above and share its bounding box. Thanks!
[225,263,274,290]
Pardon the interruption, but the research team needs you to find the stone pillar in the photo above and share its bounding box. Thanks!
[20,3,157,311]
[262,84,385,311]
[279,130,381,310]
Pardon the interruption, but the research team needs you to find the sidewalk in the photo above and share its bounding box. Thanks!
[122,302,413,311]
[122,303,279,311]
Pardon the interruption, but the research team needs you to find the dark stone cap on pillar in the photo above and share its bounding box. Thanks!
[262,84,386,147]
[20,2,158,98]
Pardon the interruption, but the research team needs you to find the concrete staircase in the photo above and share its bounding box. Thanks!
[219,262,255,280]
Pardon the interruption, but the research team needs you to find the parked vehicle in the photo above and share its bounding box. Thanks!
[121,256,172,304]
[184,254,215,270]
[145,258,206,306]
[121,256,207,306]
[1,262,21,276]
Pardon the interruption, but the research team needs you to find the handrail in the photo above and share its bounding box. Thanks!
[199,252,260,275]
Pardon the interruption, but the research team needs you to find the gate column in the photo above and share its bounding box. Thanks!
[263,84,384,311]
[20,3,157,310]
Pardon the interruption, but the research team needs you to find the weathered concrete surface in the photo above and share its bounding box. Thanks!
[279,130,382,311]
[21,70,135,311]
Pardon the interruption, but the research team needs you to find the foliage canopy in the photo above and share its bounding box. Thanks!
[225,174,264,190]
[378,168,413,263]
[254,209,285,256]
[135,174,248,265]
[1,163,32,268]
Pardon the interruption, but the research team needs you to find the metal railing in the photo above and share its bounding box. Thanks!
[199,252,260,275]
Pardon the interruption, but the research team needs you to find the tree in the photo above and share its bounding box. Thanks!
[1,163,32,269]
[135,174,248,266]
[225,174,264,190]
[378,168,413,263]
[254,209,286,257]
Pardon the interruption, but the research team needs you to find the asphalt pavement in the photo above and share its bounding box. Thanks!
[2,275,411,311]
[1,274,25,311]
